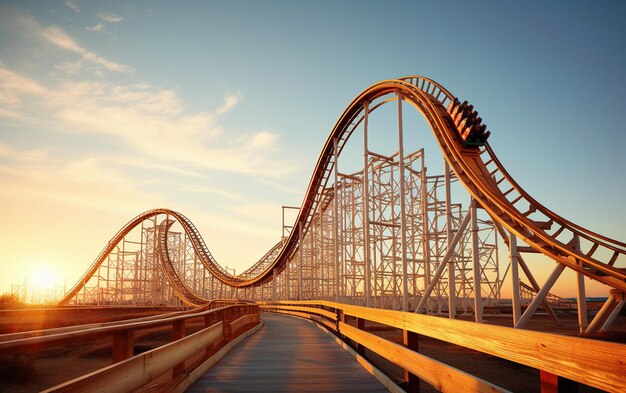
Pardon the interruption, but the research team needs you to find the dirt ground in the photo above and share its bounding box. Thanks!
[0,308,623,392]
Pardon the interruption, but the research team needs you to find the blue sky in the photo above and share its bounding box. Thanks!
[0,1,624,297]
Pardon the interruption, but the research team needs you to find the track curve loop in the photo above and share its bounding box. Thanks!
[61,76,626,305]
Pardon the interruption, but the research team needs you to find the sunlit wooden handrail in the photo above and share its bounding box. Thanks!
[3,302,261,392]
[0,299,242,342]
[0,303,258,357]
[260,301,626,393]
[41,322,225,393]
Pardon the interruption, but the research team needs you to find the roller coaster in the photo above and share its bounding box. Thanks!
[59,76,625,332]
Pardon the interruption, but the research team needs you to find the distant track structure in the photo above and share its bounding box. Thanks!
[60,76,626,332]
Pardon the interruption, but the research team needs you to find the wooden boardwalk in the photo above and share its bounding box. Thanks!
[187,313,389,392]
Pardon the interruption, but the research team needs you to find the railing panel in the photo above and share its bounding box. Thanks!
[260,301,626,393]
[42,322,223,393]
[339,322,509,393]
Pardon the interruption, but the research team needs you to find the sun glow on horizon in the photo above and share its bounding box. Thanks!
[29,266,57,290]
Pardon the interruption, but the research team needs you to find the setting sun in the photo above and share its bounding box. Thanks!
[30,267,56,290]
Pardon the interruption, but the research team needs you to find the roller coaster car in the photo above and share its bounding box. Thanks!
[446,98,491,147]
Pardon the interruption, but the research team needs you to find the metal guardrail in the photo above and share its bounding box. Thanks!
[260,300,626,393]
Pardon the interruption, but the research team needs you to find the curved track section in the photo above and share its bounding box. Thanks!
[61,76,626,306]
[157,219,209,306]
[247,76,625,290]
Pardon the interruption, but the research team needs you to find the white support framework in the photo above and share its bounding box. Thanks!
[64,145,503,317]
[59,76,626,335]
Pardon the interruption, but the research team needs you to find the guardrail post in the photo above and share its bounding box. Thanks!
[173,320,186,340]
[403,330,420,393]
[173,320,186,375]
[112,330,134,363]
[356,317,366,356]
[224,321,232,341]
[221,308,232,340]
[336,309,344,337]
[540,370,578,393]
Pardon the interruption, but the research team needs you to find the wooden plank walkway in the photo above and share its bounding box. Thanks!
[187,313,389,392]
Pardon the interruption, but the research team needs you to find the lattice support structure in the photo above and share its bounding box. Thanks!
[60,76,625,331]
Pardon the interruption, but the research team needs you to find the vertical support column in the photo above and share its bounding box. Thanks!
[397,92,409,312]
[576,272,587,333]
[272,267,276,302]
[362,102,372,307]
[421,166,430,312]
[282,208,289,295]
[444,161,455,318]
[509,233,522,325]
[403,330,420,393]
[310,216,315,299]
[152,217,158,303]
[298,222,303,300]
[571,235,587,333]
[470,199,482,322]
[282,206,286,239]
[333,137,340,303]
[285,258,290,301]
[319,208,325,299]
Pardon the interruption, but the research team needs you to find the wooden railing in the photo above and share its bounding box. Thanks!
[259,301,626,393]
[0,299,242,343]
[0,303,260,392]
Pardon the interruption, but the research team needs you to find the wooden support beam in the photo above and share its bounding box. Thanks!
[356,317,366,356]
[403,330,420,393]
[112,331,134,363]
[173,320,186,375]
[540,370,578,393]
[516,263,565,328]
[415,211,471,313]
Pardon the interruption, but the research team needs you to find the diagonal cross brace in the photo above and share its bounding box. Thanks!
[415,211,472,314]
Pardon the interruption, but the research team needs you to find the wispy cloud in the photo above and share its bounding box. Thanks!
[217,93,240,114]
[0,143,165,215]
[0,107,23,120]
[51,84,289,177]
[41,25,133,74]
[42,25,83,53]
[98,13,123,23]
[1,10,133,75]
[86,23,104,32]
[0,68,47,117]
[0,65,295,182]
[0,9,296,224]
[65,0,80,13]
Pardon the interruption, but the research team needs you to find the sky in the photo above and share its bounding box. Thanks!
[0,1,625,299]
